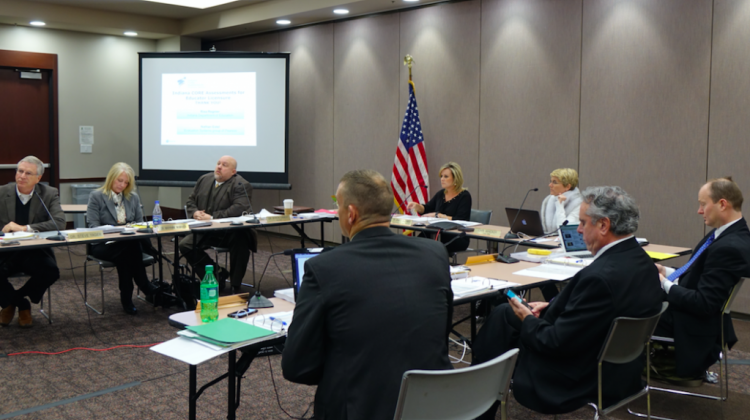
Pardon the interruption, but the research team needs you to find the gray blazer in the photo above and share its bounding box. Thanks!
[0,182,65,233]
[86,189,144,227]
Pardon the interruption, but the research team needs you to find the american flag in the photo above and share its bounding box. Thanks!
[391,81,429,214]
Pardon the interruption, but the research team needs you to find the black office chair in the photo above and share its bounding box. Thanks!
[629,278,746,420]
[451,209,492,265]
[211,246,255,291]
[8,272,52,324]
[83,243,156,314]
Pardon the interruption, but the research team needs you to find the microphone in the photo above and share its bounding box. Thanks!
[395,184,428,215]
[543,220,569,237]
[442,231,467,250]
[134,176,153,234]
[246,251,284,309]
[35,192,65,241]
[240,182,259,224]
[505,188,539,239]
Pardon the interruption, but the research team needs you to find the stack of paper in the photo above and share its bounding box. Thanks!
[513,264,582,281]
[177,318,278,350]
[1,232,35,241]
[452,277,520,298]
[274,288,295,304]
[546,257,593,267]
[450,265,471,280]
[89,225,125,234]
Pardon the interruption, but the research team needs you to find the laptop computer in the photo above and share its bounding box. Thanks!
[290,250,321,300]
[558,224,594,258]
[504,208,545,237]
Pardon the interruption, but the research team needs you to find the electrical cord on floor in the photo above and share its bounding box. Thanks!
[61,242,167,348]
[449,337,471,365]
[267,356,314,420]
[255,223,292,287]
[6,343,160,356]
[141,368,190,383]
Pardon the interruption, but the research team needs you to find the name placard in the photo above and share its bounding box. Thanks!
[265,215,291,223]
[156,223,190,233]
[474,228,503,238]
[390,217,414,227]
[67,230,104,241]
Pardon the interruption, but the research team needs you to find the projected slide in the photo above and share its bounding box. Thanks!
[161,72,257,147]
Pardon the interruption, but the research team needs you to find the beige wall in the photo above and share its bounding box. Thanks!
[6,0,750,250]
[211,0,750,249]
[0,24,156,220]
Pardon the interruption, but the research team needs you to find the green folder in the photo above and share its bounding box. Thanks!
[186,318,274,344]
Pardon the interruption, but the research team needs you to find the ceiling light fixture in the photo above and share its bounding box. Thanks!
[144,0,240,9]
[333,9,349,15]
[124,31,138,37]
[403,0,420,3]
[276,19,291,25]
[30,21,46,27]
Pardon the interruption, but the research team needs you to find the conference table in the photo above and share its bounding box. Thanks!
[60,204,88,213]
[0,214,337,314]
[159,297,295,420]
[452,239,691,343]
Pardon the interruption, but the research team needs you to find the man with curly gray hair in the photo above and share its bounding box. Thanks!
[472,186,662,417]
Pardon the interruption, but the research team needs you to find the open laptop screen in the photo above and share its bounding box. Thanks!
[559,224,587,252]
[291,252,319,299]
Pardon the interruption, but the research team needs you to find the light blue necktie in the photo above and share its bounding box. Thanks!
[667,232,715,282]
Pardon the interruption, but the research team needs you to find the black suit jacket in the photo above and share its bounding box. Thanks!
[513,238,663,414]
[0,183,65,233]
[665,218,750,376]
[185,173,256,251]
[282,226,453,420]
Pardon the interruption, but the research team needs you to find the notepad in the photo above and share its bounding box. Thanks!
[186,318,274,344]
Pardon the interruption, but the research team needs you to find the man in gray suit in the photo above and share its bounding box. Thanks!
[0,156,64,328]
[179,156,256,294]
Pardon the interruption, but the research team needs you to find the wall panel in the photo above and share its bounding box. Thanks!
[708,0,750,188]
[580,0,712,247]
[332,15,401,188]
[277,24,335,241]
[399,1,481,203]
[479,0,582,222]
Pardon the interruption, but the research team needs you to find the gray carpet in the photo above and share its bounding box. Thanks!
[1,232,749,419]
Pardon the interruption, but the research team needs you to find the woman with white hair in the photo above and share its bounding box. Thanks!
[540,168,582,234]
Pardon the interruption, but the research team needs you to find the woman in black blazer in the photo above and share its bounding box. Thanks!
[406,161,472,254]
[87,163,155,315]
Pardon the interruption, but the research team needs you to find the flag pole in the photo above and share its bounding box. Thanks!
[403,54,414,84]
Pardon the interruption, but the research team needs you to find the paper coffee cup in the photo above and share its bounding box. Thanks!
[284,199,294,216]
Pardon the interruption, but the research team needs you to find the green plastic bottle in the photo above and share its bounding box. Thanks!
[200,265,219,323]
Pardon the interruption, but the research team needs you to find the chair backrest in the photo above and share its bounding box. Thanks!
[724,277,746,315]
[392,348,519,420]
[470,209,492,225]
[598,302,669,365]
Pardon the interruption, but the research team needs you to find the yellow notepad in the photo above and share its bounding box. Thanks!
[645,251,678,261]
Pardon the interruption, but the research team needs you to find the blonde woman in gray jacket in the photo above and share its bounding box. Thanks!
[87,162,155,315]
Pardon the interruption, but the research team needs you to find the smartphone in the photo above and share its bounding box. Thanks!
[227,308,257,319]
[504,289,533,310]
[1,240,21,247]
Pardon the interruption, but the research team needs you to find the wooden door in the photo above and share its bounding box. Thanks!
[0,49,58,186]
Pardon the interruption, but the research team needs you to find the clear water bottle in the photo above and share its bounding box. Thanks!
[200,265,219,323]
[152,200,163,225]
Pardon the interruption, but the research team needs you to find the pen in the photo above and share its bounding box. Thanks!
[269,317,288,327]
